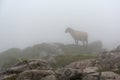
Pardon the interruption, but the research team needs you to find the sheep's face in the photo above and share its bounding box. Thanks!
[65,27,73,33]
[65,28,69,33]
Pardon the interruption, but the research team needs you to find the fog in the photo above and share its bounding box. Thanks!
[0,0,120,52]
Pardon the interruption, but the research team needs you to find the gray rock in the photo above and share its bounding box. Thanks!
[16,69,55,80]
[9,65,29,73]
[83,71,120,80]
[0,59,53,80]
[83,67,98,73]
[41,75,56,80]
[98,50,120,70]
[2,74,17,80]
[58,68,83,80]
[101,71,120,80]
[82,74,98,80]
[66,59,96,70]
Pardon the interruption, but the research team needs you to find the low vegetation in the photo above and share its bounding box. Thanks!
[53,54,97,68]
[0,43,101,70]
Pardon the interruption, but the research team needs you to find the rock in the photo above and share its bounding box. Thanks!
[41,75,56,80]
[83,71,120,80]
[0,59,53,80]
[82,74,98,80]
[2,59,52,76]
[28,60,51,70]
[13,59,48,67]
[57,67,98,80]
[46,56,57,66]
[16,69,55,80]
[2,44,120,80]
[101,71,120,80]
[83,67,98,73]
[98,50,120,70]
[9,65,29,73]
[1,74,17,80]
[66,59,96,69]
[58,68,83,80]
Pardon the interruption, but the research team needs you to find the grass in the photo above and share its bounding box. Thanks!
[53,54,97,68]
[0,44,99,70]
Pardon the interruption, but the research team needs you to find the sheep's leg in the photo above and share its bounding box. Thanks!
[85,40,88,48]
[75,40,78,45]
[86,39,88,46]
[83,41,85,47]
[75,40,77,45]
[76,40,78,45]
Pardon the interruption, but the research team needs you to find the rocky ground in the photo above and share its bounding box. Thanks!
[1,44,120,80]
[1,48,120,80]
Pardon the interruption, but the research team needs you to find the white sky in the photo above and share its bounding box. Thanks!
[0,0,120,52]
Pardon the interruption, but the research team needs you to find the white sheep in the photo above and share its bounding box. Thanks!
[65,27,88,46]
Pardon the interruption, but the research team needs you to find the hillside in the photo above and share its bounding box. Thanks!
[0,42,102,69]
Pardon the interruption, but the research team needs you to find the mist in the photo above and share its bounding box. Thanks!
[0,0,120,52]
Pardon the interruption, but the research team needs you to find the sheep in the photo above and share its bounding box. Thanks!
[65,27,88,46]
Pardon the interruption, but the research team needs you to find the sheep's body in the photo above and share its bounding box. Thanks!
[65,27,88,46]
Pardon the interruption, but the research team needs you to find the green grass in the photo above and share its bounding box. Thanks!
[53,54,97,68]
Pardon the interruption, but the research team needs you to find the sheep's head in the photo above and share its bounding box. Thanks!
[65,27,73,33]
